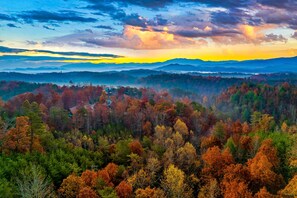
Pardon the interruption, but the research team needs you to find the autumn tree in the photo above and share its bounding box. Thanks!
[128,169,150,189]
[22,100,46,152]
[105,163,119,180]
[221,181,252,198]
[174,119,192,139]
[198,179,221,198]
[279,175,297,197]
[93,103,109,128]
[135,187,166,198]
[78,187,99,198]
[128,153,144,174]
[153,125,172,147]
[1,116,30,153]
[162,164,193,198]
[97,169,112,188]
[251,112,275,133]
[62,88,75,109]
[254,187,274,198]
[257,139,279,168]
[2,116,43,154]
[200,135,221,152]
[171,131,184,149]
[247,150,284,193]
[145,157,161,184]
[202,146,234,179]
[81,170,98,188]
[58,175,85,198]
[142,121,152,136]
[220,164,252,197]
[176,142,198,172]
[129,140,144,156]
[115,181,133,198]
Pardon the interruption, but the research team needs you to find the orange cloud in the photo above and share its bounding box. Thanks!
[239,24,280,43]
[82,25,207,50]
[211,24,286,45]
[122,25,207,49]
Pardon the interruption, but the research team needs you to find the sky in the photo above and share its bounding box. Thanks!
[0,0,297,64]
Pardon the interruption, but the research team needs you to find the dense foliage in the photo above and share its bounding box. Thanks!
[0,81,296,197]
[217,82,297,124]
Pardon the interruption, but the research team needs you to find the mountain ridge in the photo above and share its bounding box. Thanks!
[4,56,297,73]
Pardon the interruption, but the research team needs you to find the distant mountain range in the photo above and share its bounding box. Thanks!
[3,56,297,74]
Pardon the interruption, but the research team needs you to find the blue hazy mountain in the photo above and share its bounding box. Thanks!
[4,56,297,73]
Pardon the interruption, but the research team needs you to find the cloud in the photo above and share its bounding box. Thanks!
[2,0,293,51]
[238,24,287,44]
[7,23,20,28]
[0,45,123,59]
[86,1,126,19]
[42,29,96,47]
[83,0,297,29]
[292,32,297,40]
[148,15,168,26]
[0,46,24,53]
[26,41,38,45]
[81,25,206,50]
[121,13,148,28]
[210,8,253,27]
[257,0,297,10]
[176,23,287,45]
[93,25,114,30]
[85,0,173,10]
[78,0,296,48]
[261,33,287,43]
[17,10,97,23]
[84,0,253,10]
[43,25,55,30]
[0,13,15,21]
[173,28,240,38]
[255,7,297,28]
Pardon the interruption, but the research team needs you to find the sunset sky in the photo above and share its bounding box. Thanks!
[1,0,297,64]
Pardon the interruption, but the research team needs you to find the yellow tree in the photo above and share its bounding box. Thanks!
[198,179,221,198]
[145,157,161,184]
[279,175,297,197]
[162,164,193,198]
[251,112,274,133]
[174,119,191,139]
[128,169,150,189]
[281,122,288,132]
[176,142,198,172]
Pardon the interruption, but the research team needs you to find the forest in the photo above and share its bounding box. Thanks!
[0,80,296,197]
